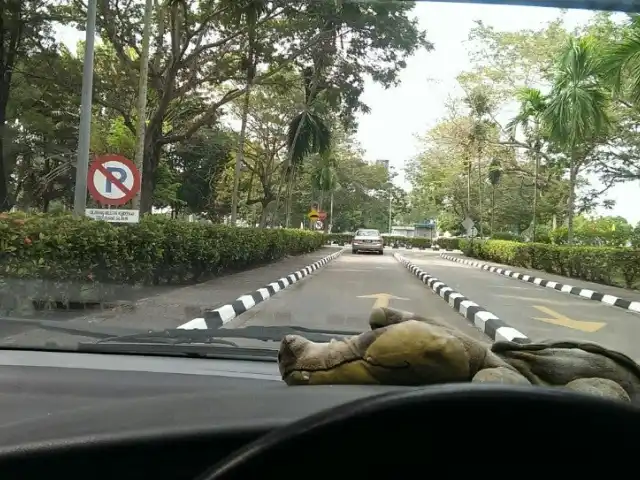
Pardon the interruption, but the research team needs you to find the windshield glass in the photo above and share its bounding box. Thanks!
[1,0,639,371]
[356,230,381,237]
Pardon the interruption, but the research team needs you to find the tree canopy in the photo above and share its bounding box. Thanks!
[3,3,640,243]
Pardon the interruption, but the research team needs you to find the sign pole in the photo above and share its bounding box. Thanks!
[73,0,98,218]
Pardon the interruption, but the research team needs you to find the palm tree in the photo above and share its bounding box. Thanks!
[311,152,339,232]
[507,87,547,243]
[282,1,342,227]
[543,36,610,244]
[599,15,640,106]
[283,69,332,226]
[464,86,494,238]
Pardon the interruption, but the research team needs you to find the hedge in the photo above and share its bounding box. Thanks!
[0,213,326,311]
[436,238,460,251]
[460,239,640,290]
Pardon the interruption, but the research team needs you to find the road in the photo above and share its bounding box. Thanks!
[2,246,640,363]
[223,249,490,344]
[400,250,640,360]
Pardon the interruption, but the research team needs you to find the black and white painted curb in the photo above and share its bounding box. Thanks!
[440,253,640,315]
[178,249,345,330]
[393,253,530,344]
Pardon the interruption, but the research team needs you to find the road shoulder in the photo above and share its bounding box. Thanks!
[0,247,341,347]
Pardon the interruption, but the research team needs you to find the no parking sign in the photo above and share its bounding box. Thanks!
[86,154,141,223]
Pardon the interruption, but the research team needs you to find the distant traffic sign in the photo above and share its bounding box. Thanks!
[308,209,319,220]
[315,220,323,230]
[318,211,327,220]
[88,154,141,206]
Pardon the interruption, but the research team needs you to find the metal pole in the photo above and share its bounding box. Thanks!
[73,0,98,218]
[131,0,154,211]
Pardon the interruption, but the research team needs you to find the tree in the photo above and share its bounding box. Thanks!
[1,0,57,210]
[543,36,610,243]
[56,0,429,214]
[507,87,547,242]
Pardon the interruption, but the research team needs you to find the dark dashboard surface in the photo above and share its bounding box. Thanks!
[0,349,409,449]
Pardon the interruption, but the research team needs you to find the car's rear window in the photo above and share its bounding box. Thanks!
[356,230,380,236]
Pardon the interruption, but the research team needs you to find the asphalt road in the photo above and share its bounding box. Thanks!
[400,251,640,361]
[224,249,491,344]
[4,246,639,362]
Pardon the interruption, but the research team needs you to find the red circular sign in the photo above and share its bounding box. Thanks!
[87,154,141,206]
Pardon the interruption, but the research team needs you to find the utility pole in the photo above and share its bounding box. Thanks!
[131,0,154,211]
[72,0,98,218]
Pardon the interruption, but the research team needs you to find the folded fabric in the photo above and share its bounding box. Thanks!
[277,307,639,402]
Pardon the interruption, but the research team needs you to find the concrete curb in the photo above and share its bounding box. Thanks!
[393,253,530,343]
[178,248,346,330]
[440,253,640,315]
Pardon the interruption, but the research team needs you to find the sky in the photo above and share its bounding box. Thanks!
[55,1,640,225]
[355,2,640,225]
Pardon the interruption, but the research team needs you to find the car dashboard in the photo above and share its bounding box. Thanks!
[0,349,411,479]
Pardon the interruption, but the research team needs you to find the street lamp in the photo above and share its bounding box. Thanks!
[72,0,98,217]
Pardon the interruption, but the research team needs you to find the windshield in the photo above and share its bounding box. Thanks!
[1,0,639,372]
[355,230,381,237]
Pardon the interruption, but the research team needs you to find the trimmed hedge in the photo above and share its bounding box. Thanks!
[436,238,460,251]
[0,213,326,311]
[460,239,640,290]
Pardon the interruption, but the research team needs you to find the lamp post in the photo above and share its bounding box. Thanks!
[72,0,98,217]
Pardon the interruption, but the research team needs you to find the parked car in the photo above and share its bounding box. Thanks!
[352,229,384,254]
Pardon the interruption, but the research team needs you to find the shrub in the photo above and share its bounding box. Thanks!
[459,238,640,290]
[0,213,327,311]
[437,237,460,251]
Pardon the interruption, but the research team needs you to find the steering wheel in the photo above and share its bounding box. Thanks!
[196,384,640,479]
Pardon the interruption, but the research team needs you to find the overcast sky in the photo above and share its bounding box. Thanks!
[354,2,640,224]
[56,1,640,224]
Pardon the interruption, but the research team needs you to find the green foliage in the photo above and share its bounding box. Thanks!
[460,238,640,290]
[0,213,326,308]
[437,238,460,251]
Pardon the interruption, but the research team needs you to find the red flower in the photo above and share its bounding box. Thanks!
[24,237,32,245]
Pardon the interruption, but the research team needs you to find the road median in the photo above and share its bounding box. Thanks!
[394,253,530,343]
[178,248,345,329]
[440,253,640,315]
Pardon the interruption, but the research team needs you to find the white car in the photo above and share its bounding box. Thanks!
[352,229,384,254]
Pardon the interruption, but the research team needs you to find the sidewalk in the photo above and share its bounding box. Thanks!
[0,247,342,346]
[443,253,640,303]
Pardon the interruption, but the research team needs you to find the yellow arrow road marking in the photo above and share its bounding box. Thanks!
[532,305,606,333]
[497,294,587,307]
[357,293,409,309]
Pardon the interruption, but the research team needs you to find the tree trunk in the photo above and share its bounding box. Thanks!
[259,198,271,227]
[131,0,154,210]
[285,167,297,227]
[231,87,252,225]
[271,170,286,227]
[567,161,578,245]
[466,162,471,216]
[329,191,333,233]
[139,130,162,214]
[490,185,495,235]
[477,152,483,237]
[531,153,539,243]
[0,129,12,211]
